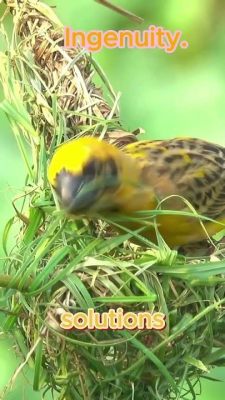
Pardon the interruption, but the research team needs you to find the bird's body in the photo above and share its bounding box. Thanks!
[48,136,225,247]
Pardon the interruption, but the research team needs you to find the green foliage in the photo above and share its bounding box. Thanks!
[1,1,225,400]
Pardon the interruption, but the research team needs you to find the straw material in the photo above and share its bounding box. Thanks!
[1,1,225,399]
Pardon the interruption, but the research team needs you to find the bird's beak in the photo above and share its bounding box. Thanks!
[55,171,101,214]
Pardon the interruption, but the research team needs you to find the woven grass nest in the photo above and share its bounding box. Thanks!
[1,1,225,399]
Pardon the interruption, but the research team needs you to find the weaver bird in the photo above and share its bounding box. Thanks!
[47,136,225,247]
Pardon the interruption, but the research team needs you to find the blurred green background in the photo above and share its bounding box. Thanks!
[1,0,225,398]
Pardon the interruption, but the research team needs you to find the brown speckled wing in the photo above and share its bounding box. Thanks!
[124,138,225,219]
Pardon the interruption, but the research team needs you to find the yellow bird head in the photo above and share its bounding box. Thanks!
[47,136,141,215]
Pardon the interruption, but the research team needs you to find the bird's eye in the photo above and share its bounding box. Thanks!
[83,159,102,180]
[106,158,118,177]
[82,157,119,190]
[104,158,119,189]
